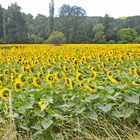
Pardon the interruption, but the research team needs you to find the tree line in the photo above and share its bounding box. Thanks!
[0,2,140,44]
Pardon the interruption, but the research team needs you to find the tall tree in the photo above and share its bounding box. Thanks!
[33,14,49,39]
[49,0,55,34]
[5,3,28,43]
[0,4,4,40]
[58,4,86,43]
[93,23,106,43]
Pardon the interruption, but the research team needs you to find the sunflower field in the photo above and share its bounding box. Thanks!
[0,44,140,140]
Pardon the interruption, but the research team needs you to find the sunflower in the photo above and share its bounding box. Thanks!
[33,77,42,88]
[132,80,140,86]
[58,63,62,69]
[97,56,101,62]
[107,71,121,84]
[73,59,77,65]
[40,66,46,74]
[18,73,27,84]
[79,82,84,87]
[3,69,9,75]
[37,72,43,78]
[88,65,91,70]
[129,68,133,75]
[83,84,96,93]
[63,65,69,73]
[12,67,18,75]
[55,72,62,80]
[72,65,76,71]
[90,71,97,80]
[14,81,22,92]
[65,78,74,89]
[134,68,139,77]
[26,64,32,73]
[76,71,83,82]
[21,66,26,73]
[46,74,54,87]
[10,73,15,82]
[0,88,10,100]
[0,74,4,82]
[27,77,33,84]
[90,66,95,72]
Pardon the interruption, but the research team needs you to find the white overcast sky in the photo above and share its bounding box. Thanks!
[0,0,140,18]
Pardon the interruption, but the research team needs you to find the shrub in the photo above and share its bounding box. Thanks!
[46,31,66,45]
[118,28,137,43]
[108,40,116,44]
[134,36,140,43]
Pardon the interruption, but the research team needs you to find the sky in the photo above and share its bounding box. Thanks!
[0,0,140,18]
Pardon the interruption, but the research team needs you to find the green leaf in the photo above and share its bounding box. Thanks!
[31,124,42,130]
[33,130,43,137]
[123,107,134,119]
[52,133,64,140]
[96,86,104,89]
[84,94,100,102]
[52,114,64,120]
[136,117,140,123]
[19,125,30,131]
[116,84,126,89]
[98,103,114,113]
[76,107,85,115]
[125,94,139,104]
[41,119,53,130]
[106,87,115,94]
[13,113,19,118]
[112,110,123,118]
[87,111,98,121]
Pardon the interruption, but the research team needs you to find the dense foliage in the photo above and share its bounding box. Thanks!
[0,3,140,43]
[46,31,66,45]
[0,44,140,140]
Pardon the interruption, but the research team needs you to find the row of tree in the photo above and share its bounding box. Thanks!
[0,2,140,44]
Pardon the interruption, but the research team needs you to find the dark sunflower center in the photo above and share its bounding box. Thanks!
[37,80,41,85]
[16,83,21,89]
[78,75,82,81]
[21,76,26,82]
[3,90,9,97]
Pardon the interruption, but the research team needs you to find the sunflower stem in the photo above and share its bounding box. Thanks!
[9,90,17,140]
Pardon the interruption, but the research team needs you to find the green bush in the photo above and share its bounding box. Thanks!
[108,40,116,44]
[118,28,137,43]
[134,36,140,43]
[46,31,66,45]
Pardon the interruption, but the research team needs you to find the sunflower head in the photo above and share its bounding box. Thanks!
[37,72,43,78]
[3,69,9,75]
[91,67,95,72]
[55,72,62,80]
[21,66,26,73]
[33,77,42,88]
[14,81,22,92]
[0,74,4,82]
[18,73,27,84]
[91,71,97,80]
[84,84,96,93]
[27,77,33,84]
[0,88,10,100]
[107,71,112,77]
[63,66,69,72]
